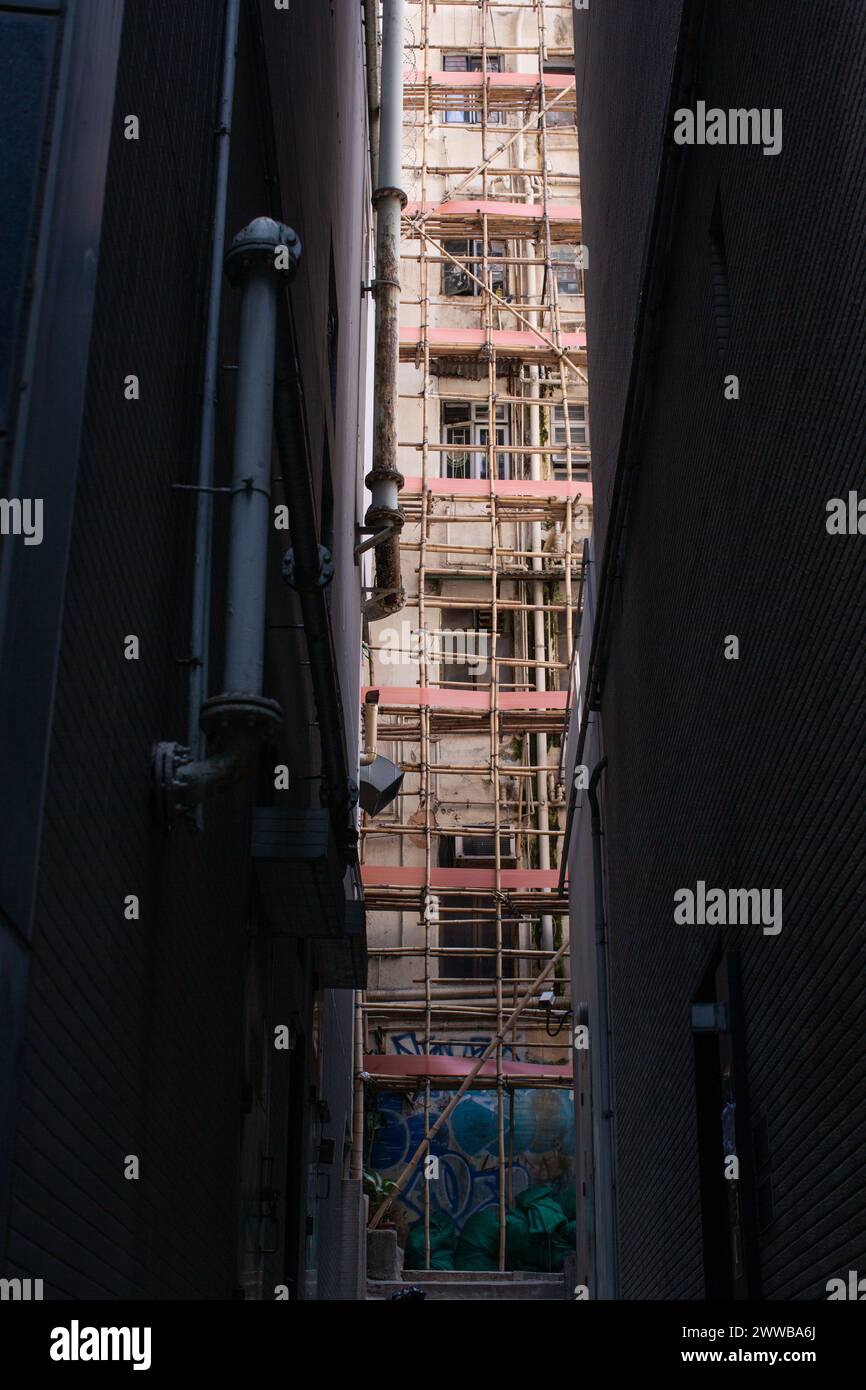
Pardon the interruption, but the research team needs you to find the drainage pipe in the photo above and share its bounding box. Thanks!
[274,294,358,863]
[365,0,406,621]
[359,688,380,766]
[222,231,282,689]
[188,0,241,760]
[351,990,366,1185]
[152,219,298,822]
[363,0,381,187]
[587,756,618,1299]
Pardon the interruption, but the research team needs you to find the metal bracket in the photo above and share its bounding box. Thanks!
[172,484,232,495]
[151,741,196,829]
[281,544,334,590]
[354,522,397,560]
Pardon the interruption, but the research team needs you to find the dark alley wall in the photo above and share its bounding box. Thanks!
[574,0,866,1299]
[0,0,370,1299]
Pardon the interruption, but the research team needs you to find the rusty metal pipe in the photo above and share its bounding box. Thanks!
[365,0,406,621]
[359,688,380,766]
[363,0,380,185]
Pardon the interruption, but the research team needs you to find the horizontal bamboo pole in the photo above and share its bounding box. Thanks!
[399,392,583,406]
[401,255,569,266]
[397,763,556,774]
[406,45,574,55]
[363,823,562,836]
[364,1005,554,1017]
[369,1078,573,1092]
[368,947,566,957]
[406,1,573,7]
[400,443,589,456]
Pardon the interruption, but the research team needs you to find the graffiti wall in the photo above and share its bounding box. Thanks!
[369,1085,575,1238]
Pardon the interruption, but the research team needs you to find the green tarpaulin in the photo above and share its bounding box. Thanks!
[404,1208,456,1270]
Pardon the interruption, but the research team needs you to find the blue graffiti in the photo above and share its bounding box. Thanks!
[370,1088,573,1231]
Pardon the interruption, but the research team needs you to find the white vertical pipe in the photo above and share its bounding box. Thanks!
[522,135,554,957]
[188,0,241,753]
[223,264,279,694]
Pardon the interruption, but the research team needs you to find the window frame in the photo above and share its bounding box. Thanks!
[552,244,584,297]
[542,62,577,129]
[442,400,510,480]
[442,238,507,299]
[443,52,503,126]
[551,403,589,478]
[438,893,518,979]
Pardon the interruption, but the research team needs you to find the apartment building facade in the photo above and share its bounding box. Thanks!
[361,0,585,1267]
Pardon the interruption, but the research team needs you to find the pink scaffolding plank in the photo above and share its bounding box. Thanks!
[364,1054,573,1081]
[361,865,561,889]
[404,69,574,92]
[362,687,568,711]
[398,476,592,502]
[404,198,580,223]
[400,326,585,351]
[501,690,567,709]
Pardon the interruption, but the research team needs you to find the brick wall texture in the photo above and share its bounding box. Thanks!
[577,0,866,1298]
[5,0,369,1298]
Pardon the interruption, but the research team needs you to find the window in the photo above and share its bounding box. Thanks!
[543,63,577,128]
[438,894,518,979]
[552,404,588,478]
[443,52,502,125]
[552,244,584,297]
[443,239,507,298]
[442,400,510,479]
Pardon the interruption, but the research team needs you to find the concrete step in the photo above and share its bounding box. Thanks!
[367,1272,566,1301]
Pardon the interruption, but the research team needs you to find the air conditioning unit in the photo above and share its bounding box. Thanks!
[454,829,516,867]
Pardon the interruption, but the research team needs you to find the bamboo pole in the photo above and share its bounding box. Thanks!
[362,0,581,1254]
[419,0,433,1274]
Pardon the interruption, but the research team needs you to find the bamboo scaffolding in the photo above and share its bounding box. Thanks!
[361,1,583,1272]
[367,934,574,1229]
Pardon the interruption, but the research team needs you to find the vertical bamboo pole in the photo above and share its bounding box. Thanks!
[482,0,507,1272]
[419,0,433,1274]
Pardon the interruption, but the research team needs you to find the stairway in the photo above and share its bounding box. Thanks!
[367,1269,566,1301]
